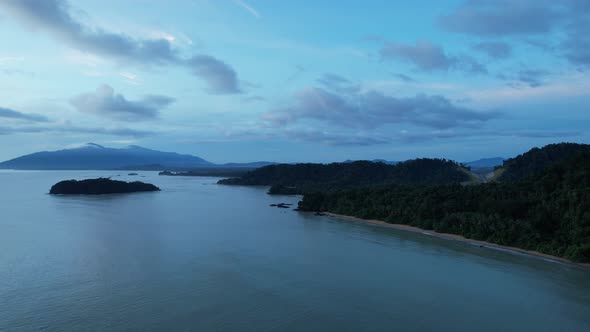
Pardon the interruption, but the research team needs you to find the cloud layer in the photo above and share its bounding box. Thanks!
[380,40,486,73]
[440,0,590,67]
[473,41,511,59]
[0,124,153,137]
[264,85,500,130]
[70,85,175,121]
[0,107,49,122]
[439,0,560,36]
[0,0,242,93]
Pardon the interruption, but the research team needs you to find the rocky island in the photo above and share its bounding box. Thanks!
[49,178,160,195]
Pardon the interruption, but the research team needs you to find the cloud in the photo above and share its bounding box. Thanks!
[282,129,391,146]
[243,96,266,103]
[473,41,512,59]
[286,64,306,83]
[379,40,486,73]
[70,84,174,121]
[225,124,577,147]
[0,124,154,137]
[399,129,582,143]
[498,69,550,88]
[563,9,590,67]
[440,1,590,68]
[514,69,550,87]
[439,0,561,36]
[0,0,242,94]
[1,69,36,77]
[0,107,49,122]
[233,0,260,18]
[221,127,392,146]
[119,72,141,85]
[1,0,176,63]
[263,87,500,130]
[392,73,416,83]
[380,41,454,71]
[186,55,241,94]
[317,73,360,94]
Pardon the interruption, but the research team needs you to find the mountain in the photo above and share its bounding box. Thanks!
[220,161,276,168]
[218,159,471,194]
[344,159,399,165]
[465,157,504,169]
[496,143,590,182]
[0,143,212,170]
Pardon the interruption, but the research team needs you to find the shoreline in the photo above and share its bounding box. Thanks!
[322,212,590,268]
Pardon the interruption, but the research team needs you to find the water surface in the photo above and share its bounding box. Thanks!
[0,170,589,331]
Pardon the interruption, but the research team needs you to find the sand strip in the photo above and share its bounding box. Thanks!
[322,212,590,268]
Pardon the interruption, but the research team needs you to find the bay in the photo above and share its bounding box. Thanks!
[0,170,589,331]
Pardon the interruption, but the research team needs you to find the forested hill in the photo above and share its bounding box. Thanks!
[299,153,590,262]
[497,143,590,182]
[218,159,470,193]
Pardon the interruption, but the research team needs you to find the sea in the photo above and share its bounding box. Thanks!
[1,170,589,331]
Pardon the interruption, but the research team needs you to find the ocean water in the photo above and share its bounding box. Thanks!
[0,170,589,331]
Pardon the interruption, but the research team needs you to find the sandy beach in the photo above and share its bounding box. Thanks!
[323,212,590,268]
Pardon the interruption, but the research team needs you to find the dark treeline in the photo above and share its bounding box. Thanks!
[299,153,590,262]
[50,178,160,195]
[498,142,590,182]
[219,159,470,194]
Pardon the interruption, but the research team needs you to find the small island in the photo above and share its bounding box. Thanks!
[49,178,160,195]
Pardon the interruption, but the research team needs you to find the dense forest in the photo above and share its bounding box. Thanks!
[218,159,471,194]
[497,143,590,182]
[218,142,590,261]
[299,152,590,262]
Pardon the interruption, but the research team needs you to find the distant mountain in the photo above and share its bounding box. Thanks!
[344,159,399,165]
[465,157,504,168]
[0,143,213,170]
[220,161,276,168]
[497,143,590,182]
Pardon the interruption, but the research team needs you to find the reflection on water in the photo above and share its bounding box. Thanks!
[0,170,589,332]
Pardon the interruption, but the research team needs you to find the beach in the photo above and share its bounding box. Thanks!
[323,212,590,268]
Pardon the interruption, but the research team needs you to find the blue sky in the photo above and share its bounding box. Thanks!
[0,0,589,163]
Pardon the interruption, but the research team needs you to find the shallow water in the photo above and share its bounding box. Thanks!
[0,170,589,331]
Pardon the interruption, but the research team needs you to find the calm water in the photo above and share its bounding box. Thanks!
[0,171,589,331]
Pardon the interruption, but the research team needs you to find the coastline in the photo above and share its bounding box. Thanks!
[323,212,590,268]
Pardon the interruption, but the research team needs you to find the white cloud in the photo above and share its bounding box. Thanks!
[233,0,260,18]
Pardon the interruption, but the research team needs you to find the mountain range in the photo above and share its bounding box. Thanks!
[0,143,509,171]
[0,143,273,170]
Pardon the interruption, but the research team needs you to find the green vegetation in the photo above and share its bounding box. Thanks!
[299,153,590,262]
[497,143,590,182]
[219,159,470,194]
[267,185,300,195]
[50,178,160,195]
[218,142,590,262]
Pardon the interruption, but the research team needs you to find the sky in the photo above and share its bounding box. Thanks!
[0,0,589,163]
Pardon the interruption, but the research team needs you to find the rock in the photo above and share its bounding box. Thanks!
[270,203,294,208]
